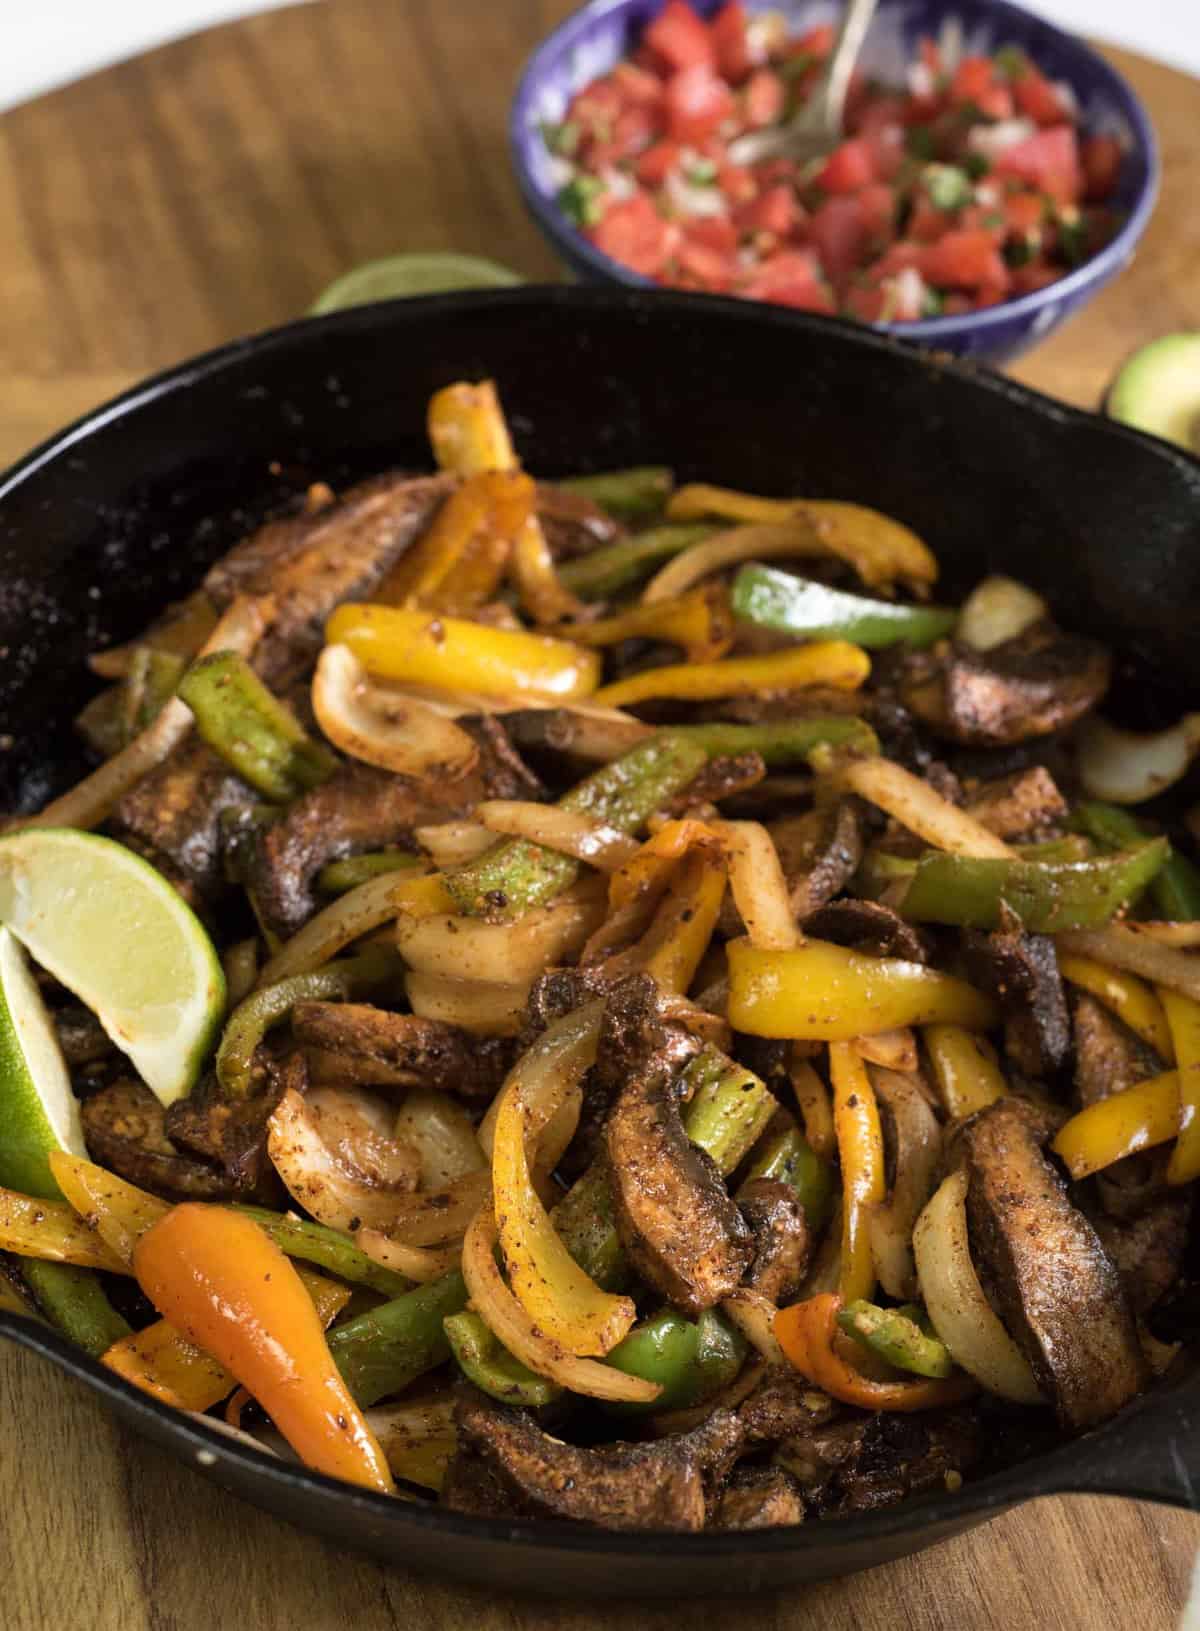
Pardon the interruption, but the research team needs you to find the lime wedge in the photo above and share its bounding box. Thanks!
[310,252,523,314]
[0,925,85,1198]
[0,830,225,1108]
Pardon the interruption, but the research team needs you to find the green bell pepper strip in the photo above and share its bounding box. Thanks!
[329,1271,468,1407]
[670,716,878,767]
[445,732,708,918]
[552,1163,629,1292]
[444,1310,561,1407]
[21,1261,131,1358]
[216,947,402,1097]
[316,850,422,894]
[837,1298,954,1379]
[231,1206,412,1298]
[558,523,717,600]
[743,1125,835,1232]
[557,467,674,523]
[604,1306,746,1415]
[897,839,1168,933]
[732,565,957,650]
[1073,801,1200,921]
[178,651,338,802]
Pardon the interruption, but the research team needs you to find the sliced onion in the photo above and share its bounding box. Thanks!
[313,643,480,779]
[642,522,828,605]
[19,595,267,832]
[305,1087,421,1190]
[855,1028,918,1072]
[267,1086,486,1238]
[392,1088,485,1189]
[413,820,496,866]
[710,819,799,951]
[1076,712,1200,805]
[722,1289,788,1367]
[404,969,527,1035]
[868,1067,942,1302]
[364,1397,456,1490]
[1058,927,1200,1002]
[1125,923,1200,949]
[476,800,639,871]
[956,575,1047,652]
[461,1205,657,1403]
[837,756,1013,859]
[913,1169,1043,1404]
[355,1231,462,1283]
[258,868,445,984]
[395,879,605,985]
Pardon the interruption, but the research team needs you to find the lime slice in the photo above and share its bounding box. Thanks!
[0,925,85,1198]
[310,252,523,314]
[0,830,225,1108]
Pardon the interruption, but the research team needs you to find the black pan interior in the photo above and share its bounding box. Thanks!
[0,286,1198,1593]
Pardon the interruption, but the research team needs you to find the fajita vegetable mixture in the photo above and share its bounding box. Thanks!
[1,378,1198,1530]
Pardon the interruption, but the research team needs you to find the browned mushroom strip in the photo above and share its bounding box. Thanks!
[961,928,1070,1078]
[442,1391,742,1531]
[292,1003,511,1099]
[711,1466,806,1529]
[805,898,931,965]
[1095,1193,1193,1316]
[81,1077,237,1201]
[1071,991,1168,1219]
[535,483,627,560]
[959,1097,1148,1429]
[736,1178,811,1305]
[113,737,252,901]
[779,798,864,920]
[965,766,1068,840]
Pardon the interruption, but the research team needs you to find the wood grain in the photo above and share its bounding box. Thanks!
[0,4,1198,1627]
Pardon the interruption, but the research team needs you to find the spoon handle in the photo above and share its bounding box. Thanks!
[815,0,883,137]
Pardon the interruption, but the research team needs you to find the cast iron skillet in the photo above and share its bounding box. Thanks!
[1,288,1199,1595]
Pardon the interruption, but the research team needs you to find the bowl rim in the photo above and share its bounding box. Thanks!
[508,0,1160,345]
[1,282,1198,1562]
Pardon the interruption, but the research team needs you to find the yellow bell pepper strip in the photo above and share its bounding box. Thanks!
[445,733,708,918]
[557,586,734,665]
[559,523,718,600]
[510,512,584,625]
[20,1262,131,1356]
[317,850,423,894]
[134,1204,395,1492]
[593,640,871,710]
[0,1269,39,1319]
[732,565,955,649]
[1059,957,1175,1063]
[1162,992,1200,1185]
[774,1294,975,1410]
[838,1299,956,1379]
[924,1024,1006,1118]
[0,1186,130,1274]
[49,1150,168,1263]
[639,847,729,995]
[607,817,714,911]
[790,1053,837,1159]
[1052,1072,1181,1179]
[665,486,939,594]
[830,1041,886,1306]
[427,380,517,473]
[897,840,1169,934]
[728,938,998,1040]
[558,466,674,522]
[373,470,531,610]
[671,716,878,767]
[103,1264,352,1413]
[1073,801,1200,921]
[178,652,338,802]
[325,603,600,701]
[744,1122,835,1231]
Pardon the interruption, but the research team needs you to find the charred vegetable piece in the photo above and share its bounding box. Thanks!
[328,1271,468,1407]
[605,1306,746,1414]
[557,466,674,522]
[680,1049,778,1175]
[178,652,337,802]
[558,523,717,599]
[838,1299,955,1379]
[774,1294,973,1411]
[445,1310,561,1407]
[733,566,956,650]
[670,716,878,767]
[21,1261,131,1357]
[593,641,870,710]
[1073,802,1200,921]
[232,1206,412,1297]
[445,732,707,917]
[897,840,1167,932]
[743,1125,835,1232]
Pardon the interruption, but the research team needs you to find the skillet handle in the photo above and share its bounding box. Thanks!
[1048,1388,1200,1512]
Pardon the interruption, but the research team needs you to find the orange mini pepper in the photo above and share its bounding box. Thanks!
[775,1293,975,1411]
[133,1204,394,1494]
[829,1042,885,1306]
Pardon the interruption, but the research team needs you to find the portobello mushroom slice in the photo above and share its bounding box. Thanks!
[1072,991,1168,1218]
[737,1369,838,1446]
[113,737,253,902]
[903,623,1111,748]
[442,1391,743,1531]
[162,1058,292,1203]
[1094,1192,1193,1316]
[775,798,864,921]
[204,471,456,685]
[81,1077,240,1201]
[805,897,932,964]
[783,1409,981,1518]
[711,1466,806,1530]
[736,1177,812,1304]
[965,766,1068,840]
[292,1002,511,1100]
[961,928,1070,1079]
[959,1096,1148,1428]
[606,1025,753,1316]
[535,483,627,560]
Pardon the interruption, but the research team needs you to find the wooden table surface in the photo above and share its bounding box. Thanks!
[1,4,1199,1627]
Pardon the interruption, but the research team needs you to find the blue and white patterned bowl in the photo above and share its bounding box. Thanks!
[510,0,1158,364]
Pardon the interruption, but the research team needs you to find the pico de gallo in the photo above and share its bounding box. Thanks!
[542,0,1123,320]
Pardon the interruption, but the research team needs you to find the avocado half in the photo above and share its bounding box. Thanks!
[1107,333,1200,454]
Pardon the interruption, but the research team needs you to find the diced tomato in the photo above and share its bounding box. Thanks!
[974,271,1012,308]
[754,156,798,189]
[974,84,1015,121]
[665,63,735,142]
[918,228,1008,288]
[709,1,754,82]
[587,193,681,276]
[582,103,662,168]
[815,138,876,195]
[949,56,995,107]
[857,182,897,244]
[810,195,869,287]
[636,139,682,185]
[958,204,1007,245]
[1010,259,1060,295]
[676,237,737,290]
[632,43,665,76]
[942,292,972,315]
[872,240,924,278]
[734,183,798,239]
[919,37,943,77]
[567,77,624,136]
[843,70,873,133]
[684,215,739,254]
[844,284,888,321]
[743,249,836,312]
[787,24,835,60]
[717,161,759,204]
[612,61,666,106]
[1004,190,1046,234]
[996,125,1081,204]
[1081,134,1122,201]
[1012,67,1066,126]
[907,197,954,243]
[853,94,907,138]
[744,68,785,129]
[645,0,715,72]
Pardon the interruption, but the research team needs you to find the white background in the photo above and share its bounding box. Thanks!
[2,0,1198,113]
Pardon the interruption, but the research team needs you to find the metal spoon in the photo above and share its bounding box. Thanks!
[727,0,882,168]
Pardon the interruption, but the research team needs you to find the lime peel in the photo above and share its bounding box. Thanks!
[310,252,523,314]
[0,925,85,1199]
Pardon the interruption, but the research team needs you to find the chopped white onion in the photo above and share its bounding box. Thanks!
[956,574,1048,652]
[966,118,1037,161]
[312,643,479,779]
[1076,713,1200,806]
